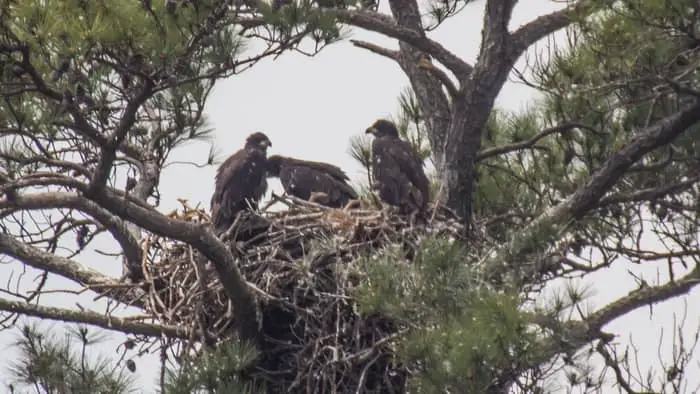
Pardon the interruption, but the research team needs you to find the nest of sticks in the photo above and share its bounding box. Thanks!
[142,194,465,392]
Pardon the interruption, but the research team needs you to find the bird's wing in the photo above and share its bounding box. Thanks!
[302,163,358,199]
[284,157,351,183]
[282,163,358,201]
[381,139,430,204]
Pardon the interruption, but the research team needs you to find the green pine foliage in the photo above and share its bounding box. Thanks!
[259,1,345,45]
[538,0,700,178]
[354,237,477,320]
[353,236,540,393]
[0,0,242,188]
[162,340,261,394]
[400,296,538,394]
[525,0,700,247]
[6,323,137,394]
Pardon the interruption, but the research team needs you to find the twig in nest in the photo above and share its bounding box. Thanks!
[139,196,468,391]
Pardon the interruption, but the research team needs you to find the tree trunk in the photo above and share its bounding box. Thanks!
[436,30,519,228]
[387,0,451,170]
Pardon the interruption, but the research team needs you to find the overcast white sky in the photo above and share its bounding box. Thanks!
[2,1,700,393]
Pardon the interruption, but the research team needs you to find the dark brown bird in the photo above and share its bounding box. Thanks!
[266,155,359,209]
[210,132,272,234]
[365,119,430,215]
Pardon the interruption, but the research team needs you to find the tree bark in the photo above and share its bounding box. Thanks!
[387,0,452,169]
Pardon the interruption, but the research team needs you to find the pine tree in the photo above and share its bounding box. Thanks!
[6,323,136,394]
[2,1,700,393]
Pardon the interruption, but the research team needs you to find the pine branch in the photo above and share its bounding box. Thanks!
[239,7,472,77]
[529,264,700,380]
[598,175,700,206]
[475,122,593,162]
[0,233,144,308]
[510,0,598,53]
[416,57,459,98]
[87,81,155,196]
[0,297,188,338]
[1,185,143,272]
[3,182,259,342]
[482,101,700,280]
[587,266,700,333]
[0,232,112,285]
[334,9,472,77]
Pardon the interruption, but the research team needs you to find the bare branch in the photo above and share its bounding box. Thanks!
[350,39,398,60]
[588,267,700,333]
[333,9,473,77]
[87,82,155,195]
[510,0,593,52]
[1,189,142,269]
[599,176,700,206]
[596,341,640,394]
[475,122,590,162]
[531,265,700,379]
[0,296,188,339]
[0,233,126,294]
[416,57,459,98]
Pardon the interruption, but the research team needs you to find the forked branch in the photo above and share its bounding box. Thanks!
[332,9,473,77]
[0,190,143,269]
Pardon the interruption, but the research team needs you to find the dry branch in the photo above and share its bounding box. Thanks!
[0,296,188,338]
[0,190,143,274]
[350,39,398,60]
[0,233,120,288]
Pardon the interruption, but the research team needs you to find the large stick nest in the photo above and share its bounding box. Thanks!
[142,194,465,393]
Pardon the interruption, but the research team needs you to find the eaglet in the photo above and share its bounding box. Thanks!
[266,155,359,209]
[210,132,272,234]
[365,119,430,215]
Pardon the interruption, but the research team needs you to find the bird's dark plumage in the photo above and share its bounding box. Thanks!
[266,155,359,208]
[210,132,272,234]
[365,119,430,214]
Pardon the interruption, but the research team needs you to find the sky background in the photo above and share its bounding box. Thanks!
[2,1,700,393]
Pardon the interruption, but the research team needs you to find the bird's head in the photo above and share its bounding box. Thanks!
[245,132,272,151]
[266,154,284,177]
[365,119,399,138]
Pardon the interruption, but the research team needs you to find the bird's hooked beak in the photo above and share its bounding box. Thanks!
[260,139,272,148]
[365,126,377,135]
